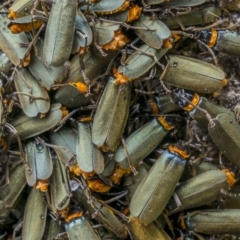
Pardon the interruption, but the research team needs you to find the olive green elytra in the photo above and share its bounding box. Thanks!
[22,188,47,240]
[162,55,225,94]
[130,150,186,224]
[43,0,76,66]
[209,113,240,169]
[167,170,229,214]
[92,77,131,151]
[186,209,240,234]
[25,140,53,186]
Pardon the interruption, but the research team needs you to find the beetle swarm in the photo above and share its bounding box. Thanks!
[1,0,240,239]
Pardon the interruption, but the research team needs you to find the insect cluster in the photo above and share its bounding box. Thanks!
[1,0,240,239]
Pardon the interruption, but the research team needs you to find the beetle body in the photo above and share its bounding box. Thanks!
[159,5,221,29]
[92,77,131,152]
[13,68,50,118]
[11,103,62,141]
[92,22,129,51]
[167,169,234,214]
[129,146,188,224]
[22,188,47,240]
[198,30,240,57]
[154,93,181,114]
[25,140,53,188]
[49,157,71,213]
[43,0,76,66]
[178,92,235,129]
[65,213,100,240]
[0,162,26,218]
[115,45,168,84]
[77,121,104,174]
[115,117,174,169]
[8,0,36,19]
[222,0,240,11]
[54,82,91,108]
[209,113,240,169]
[185,209,240,235]
[132,14,171,49]
[161,54,225,94]
[72,9,92,54]
[127,215,171,240]
[43,217,61,240]
[0,9,30,67]
[8,15,42,34]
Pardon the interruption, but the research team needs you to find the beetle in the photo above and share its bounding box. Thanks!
[92,77,131,152]
[77,118,104,174]
[13,67,50,118]
[0,8,30,67]
[157,54,226,94]
[143,93,181,114]
[167,169,235,215]
[176,91,235,128]
[11,103,63,141]
[129,145,189,224]
[8,0,37,19]
[159,4,221,29]
[115,116,175,170]
[71,9,93,54]
[91,21,129,51]
[22,188,47,240]
[48,156,71,214]
[114,45,168,85]
[53,82,91,109]
[0,162,26,218]
[219,186,240,209]
[208,113,240,170]
[43,0,76,67]
[43,216,61,240]
[127,215,171,240]
[222,0,240,11]
[64,208,101,240]
[183,209,240,235]
[25,140,53,192]
[7,15,43,34]
[197,30,240,57]
[132,13,171,49]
